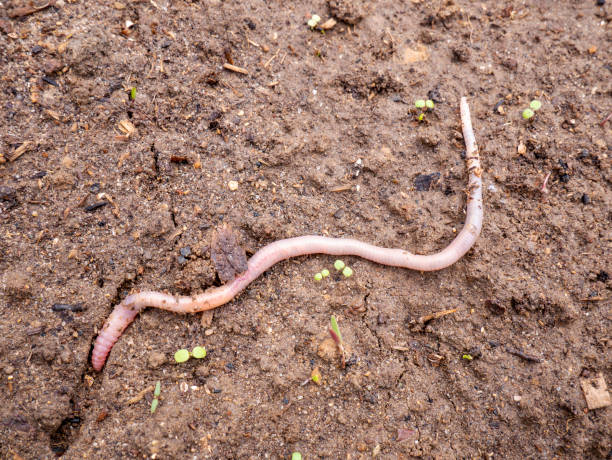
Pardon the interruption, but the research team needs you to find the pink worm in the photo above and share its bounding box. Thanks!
[91,97,483,371]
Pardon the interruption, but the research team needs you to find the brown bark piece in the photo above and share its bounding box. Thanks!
[210,225,248,283]
[580,373,611,410]
[7,0,57,18]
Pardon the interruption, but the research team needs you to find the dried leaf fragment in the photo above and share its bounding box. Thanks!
[118,119,136,137]
[210,225,248,283]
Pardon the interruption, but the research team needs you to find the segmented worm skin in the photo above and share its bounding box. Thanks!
[91,97,482,371]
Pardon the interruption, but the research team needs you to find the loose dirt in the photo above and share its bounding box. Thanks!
[1,0,610,458]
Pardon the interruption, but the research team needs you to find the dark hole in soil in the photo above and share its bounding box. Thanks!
[49,415,82,456]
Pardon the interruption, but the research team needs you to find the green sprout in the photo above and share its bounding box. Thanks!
[174,349,190,363]
[321,269,330,278]
[330,315,342,342]
[151,381,161,414]
[342,266,353,278]
[329,315,346,368]
[334,259,345,271]
[462,354,473,361]
[307,14,321,28]
[129,87,137,101]
[425,99,435,109]
[292,453,303,460]
[522,108,534,120]
[529,100,542,111]
[417,113,424,122]
[192,346,207,359]
[414,99,426,109]
[314,272,323,281]
[150,398,159,414]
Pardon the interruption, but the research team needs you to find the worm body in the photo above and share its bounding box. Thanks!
[91,97,482,371]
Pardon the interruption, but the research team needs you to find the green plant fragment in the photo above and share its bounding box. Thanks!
[529,100,542,111]
[174,349,190,363]
[330,315,342,342]
[192,346,206,359]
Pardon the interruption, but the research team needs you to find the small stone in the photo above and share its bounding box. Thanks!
[178,255,187,265]
[4,365,14,375]
[513,395,522,402]
[148,352,167,369]
[180,246,192,258]
[228,180,239,191]
[581,194,590,204]
[517,143,527,155]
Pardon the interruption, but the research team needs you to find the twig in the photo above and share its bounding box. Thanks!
[416,308,457,324]
[505,346,543,363]
[125,385,154,405]
[223,63,249,75]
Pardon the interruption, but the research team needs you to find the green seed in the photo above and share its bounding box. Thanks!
[529,100,541,111]
[154,381,161,397]
[292,453,302,460]
[321,269,330,278]
[314,272,323,281]
[522,108,534,120]
[174,349,190,363]
[417,113,424,121]
[130,87,137,100]
[425,99,434,109]
[342,266,353,278]
[414,99,426,108]
[191,346,206,359]
[150,398,159,414]
[334,260,345,271]
[462,354,473,360]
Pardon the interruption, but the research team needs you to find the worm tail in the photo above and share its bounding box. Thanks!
[91,297,142,371]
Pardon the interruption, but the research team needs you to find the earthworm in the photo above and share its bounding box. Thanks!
[91,97,483,371]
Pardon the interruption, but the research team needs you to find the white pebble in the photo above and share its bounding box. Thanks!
[228,180,239,191]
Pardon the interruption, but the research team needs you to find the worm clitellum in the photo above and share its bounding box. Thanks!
[91,97,483,371]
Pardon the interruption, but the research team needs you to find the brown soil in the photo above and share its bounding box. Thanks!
[1,0,611,458]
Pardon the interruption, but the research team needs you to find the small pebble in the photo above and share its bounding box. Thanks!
[4,365,14,375]
[178,255,187,265]
[581,194,590,204]
[513,395,522,402]
[179,246,191,258]
[228,180,239,191]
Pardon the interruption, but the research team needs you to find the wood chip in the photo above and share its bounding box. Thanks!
[8,141,33,162]
[200,310,214,328]
[580,373,611,410]
[223,63,249,75]
[125,386,154,405]
[320,18,337,30]
[7,0,56,18]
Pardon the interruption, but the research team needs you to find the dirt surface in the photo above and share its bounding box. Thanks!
[1,0,611,458]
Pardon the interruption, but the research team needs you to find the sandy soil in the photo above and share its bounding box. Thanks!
[1,0,611,458]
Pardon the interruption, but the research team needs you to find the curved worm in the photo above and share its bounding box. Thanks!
[91,97,482,371]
